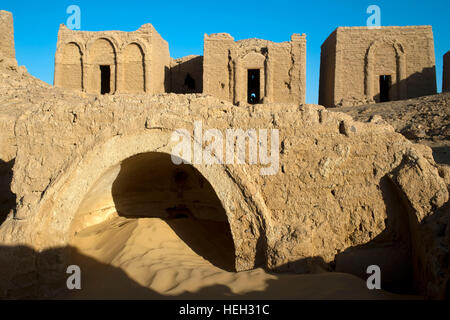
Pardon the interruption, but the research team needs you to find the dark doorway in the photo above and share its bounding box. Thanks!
[100,65,111,95]
[184,73,196,90]
[379,75,391,102]
[247,69,260,104]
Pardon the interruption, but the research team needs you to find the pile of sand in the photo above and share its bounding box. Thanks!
[67,216,415,299]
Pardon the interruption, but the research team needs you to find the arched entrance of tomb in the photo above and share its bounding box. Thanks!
[233,51,269,105]
[32,130,269,279]
[70,152,236,271]
[365,40,407,103]
[86,38,117,94]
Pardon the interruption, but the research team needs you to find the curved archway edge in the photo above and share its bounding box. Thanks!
[32,129,271,271]
[365,39,407,100]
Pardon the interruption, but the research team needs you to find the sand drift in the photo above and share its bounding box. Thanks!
[67,215,413,299]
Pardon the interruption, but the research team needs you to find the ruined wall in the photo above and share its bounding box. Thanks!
[319,26,437,107]
[1,10,449,299]
[1,58,448,297]
[203,33,235,101]
[54,24,170,94]
[0,109,16,224]
[0,11,15,66]
[149,25,170,93]
[170,55,203,93]
[0,11,18,225]
[203,33,306,105]
[444,51,450,92]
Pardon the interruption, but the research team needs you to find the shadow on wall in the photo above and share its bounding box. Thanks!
[334,176,414,294]
[334,168,450,299]
[164,66,171,93]
[111,152,236,272]
[372,66,437,103]
[431,146,450,166]
[0,158,15,225]
[170,56,203,94]
[419,200,450,299]
[0,244,419,300]
[0,244,159,299]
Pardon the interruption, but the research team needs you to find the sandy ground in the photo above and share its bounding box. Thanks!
[66,216,417,300]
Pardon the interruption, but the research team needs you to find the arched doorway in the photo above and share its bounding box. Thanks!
[70,152,236,272]
[87,38,117,94]
[365,40,407,102]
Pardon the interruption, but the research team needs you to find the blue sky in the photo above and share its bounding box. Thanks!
[2,0,449,103]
